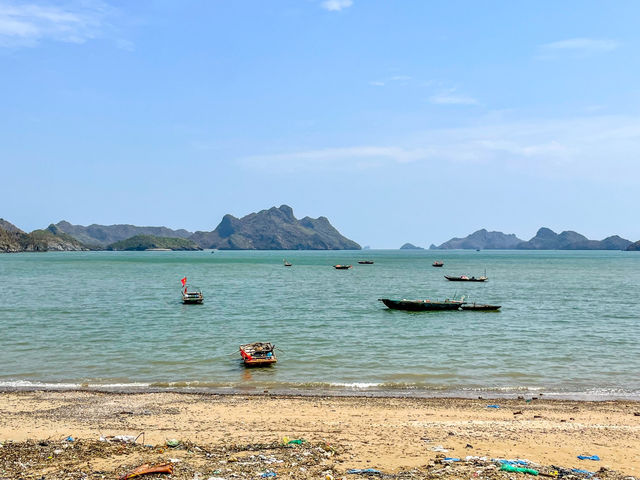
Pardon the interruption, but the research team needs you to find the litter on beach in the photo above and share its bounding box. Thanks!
[118,462,174,480]
[577,455,600,461]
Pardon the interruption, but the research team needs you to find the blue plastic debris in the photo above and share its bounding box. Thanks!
[65,436,74,442]
[260,472,277,478]
[443,457,460,462]
[577,455,600,461]
[487,405,500,409]
[497,459,529,466]
[347,468,382,475]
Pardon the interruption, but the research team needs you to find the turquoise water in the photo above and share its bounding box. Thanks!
[1,250,639,399]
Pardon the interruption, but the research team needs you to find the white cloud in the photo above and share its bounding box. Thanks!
[538,37,620,57]
[368,80,385,86]
[0,0,110,47]
[321,0,353,12]
[238,115,640,182]
[429,89,478,105]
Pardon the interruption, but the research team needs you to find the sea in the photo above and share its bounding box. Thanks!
[1,249,639,400]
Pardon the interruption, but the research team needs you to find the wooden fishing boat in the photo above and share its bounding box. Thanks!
[239,342,277,367]
[358,260,374,264]
[378,298,464,311]
[460,303,501,311]
[182,286,204,304]
[444,275,487,282]
[432,261,444,267]
[283,259,292,267]
[333,264,353,269]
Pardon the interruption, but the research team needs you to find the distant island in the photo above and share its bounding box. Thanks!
[106,235,201,251]
[1,205,361,252]
[400,243,424,250]
[431,227,633,251]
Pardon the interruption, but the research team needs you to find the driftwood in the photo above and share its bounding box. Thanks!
[118,462,174,480]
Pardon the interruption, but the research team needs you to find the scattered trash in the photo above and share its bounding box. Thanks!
[443,457,460,462]
[514,411,523,415]
[577,455,600,461]
[571,468,594,475]
[118,462,174,480]
[347,468,382,475]
[65,436,74,442]
[287,439,305,445]
[500,464,539,475]
[260,471,277,478]
[430,445,449,452]
[465,444,474,449]
[487,405,500,409]
[166,439,181,448]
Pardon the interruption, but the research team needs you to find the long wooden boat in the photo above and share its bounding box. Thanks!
[358,260,374,264]
[333,264,353,269]
[432,261,444,267]
[444,275,487,282]
[182,286,204,304]
[378,298,464,311]
[239,342,277,367]
[460,303,501,311]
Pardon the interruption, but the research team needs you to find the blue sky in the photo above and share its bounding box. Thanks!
[1,0,639,247]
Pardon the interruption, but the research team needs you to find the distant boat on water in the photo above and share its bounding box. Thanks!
[432,261,444,267]
[182,286,204,304]
[444,275,487,282]
[333,264,353,269]
[283,259,292,266]
[358,260,374,264]
[180,276,203,304]
[378,298,464,311]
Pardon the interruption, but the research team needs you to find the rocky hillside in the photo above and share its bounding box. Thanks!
[431,229,523,250]
[190,205,360,250]
[1,221,91,252]
[107,235,201,251]
[54,221,193,247]
[516,228,632,250]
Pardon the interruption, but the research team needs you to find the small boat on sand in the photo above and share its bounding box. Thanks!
[432,261,444,267]
[239,342,277,367]
[358,260,374,264]
[444,275,487,282]
[461,303,501,311]
[333,264,353,269]
[378,298,464,311]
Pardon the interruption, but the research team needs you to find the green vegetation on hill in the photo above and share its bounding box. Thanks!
[189,205,361,250]
[107,235,202,251]
[0,221,90,252]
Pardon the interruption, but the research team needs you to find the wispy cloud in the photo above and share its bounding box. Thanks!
[238,115,640,182]
[429,88,478,105]
[0,0,110,47]
[321,0,353,12]
[538,37,620,58]
[368,80,384,87]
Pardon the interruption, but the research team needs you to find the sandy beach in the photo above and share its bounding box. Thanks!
[0,391,639,479]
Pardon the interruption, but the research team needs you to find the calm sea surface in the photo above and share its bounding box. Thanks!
[1,250,639,399]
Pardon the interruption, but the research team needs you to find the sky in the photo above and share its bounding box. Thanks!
[1,0,639,248]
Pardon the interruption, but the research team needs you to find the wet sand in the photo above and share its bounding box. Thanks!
[0,391,639,479]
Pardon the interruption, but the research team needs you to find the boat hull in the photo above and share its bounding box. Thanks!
[461,304,501,311]
[379,298,463,311]
[444,276,487,282]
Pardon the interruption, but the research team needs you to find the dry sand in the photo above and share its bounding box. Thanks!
[0,391,639,479]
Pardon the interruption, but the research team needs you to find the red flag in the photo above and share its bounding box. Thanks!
[180,277,187,287]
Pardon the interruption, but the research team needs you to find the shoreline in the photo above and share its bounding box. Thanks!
[1,384,640,402]
[1,390,639,478]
